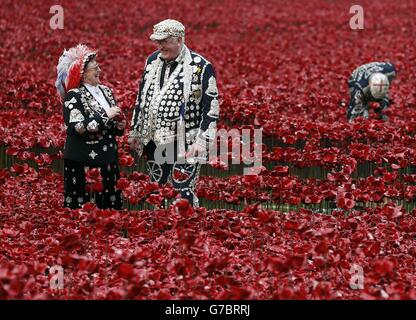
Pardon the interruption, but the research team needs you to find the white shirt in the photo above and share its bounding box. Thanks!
[84,83,110,111]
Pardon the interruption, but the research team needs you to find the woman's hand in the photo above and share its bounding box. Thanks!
[106,107,121,119]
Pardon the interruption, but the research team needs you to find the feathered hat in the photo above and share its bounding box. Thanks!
[55,44,97,101]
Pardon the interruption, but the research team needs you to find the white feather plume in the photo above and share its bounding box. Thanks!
[55,44,94,100]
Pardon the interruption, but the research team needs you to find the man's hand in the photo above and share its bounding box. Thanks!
[185,143,206,159]
[106,107,121,119]
[128,137,140,152]
[115,120,126,130]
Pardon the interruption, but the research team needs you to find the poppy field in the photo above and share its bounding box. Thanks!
[1,0,416,299]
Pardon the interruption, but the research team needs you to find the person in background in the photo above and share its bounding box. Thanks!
[347,61,396,122]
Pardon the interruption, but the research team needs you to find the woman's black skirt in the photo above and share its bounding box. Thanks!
[63,159,122,210]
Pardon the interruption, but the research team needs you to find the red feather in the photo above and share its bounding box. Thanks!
[65,60,82,92]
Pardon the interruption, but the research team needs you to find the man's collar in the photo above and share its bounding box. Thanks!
[162,58,178,66]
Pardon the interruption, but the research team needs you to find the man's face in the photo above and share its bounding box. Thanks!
[83,59,101,86]
[154,36,182,61]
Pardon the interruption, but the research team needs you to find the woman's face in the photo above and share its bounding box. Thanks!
[83,59,101,86]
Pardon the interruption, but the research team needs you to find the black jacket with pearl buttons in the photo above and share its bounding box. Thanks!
[63,85,124,166]
[130,45,220,157]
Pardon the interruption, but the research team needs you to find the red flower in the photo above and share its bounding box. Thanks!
[116,178,130,190]
[284,220,305,231]
[6,148,19,156]
[217,287,251,300]
[59,233,82,251]
[273,165,289,175]
[336,197,356,210]
[304,194,322,204]
[382,203,403,219]
[373,259,395,277]
[119,155,134,167]
[173,198,194,216]
[129,171,147,181]
[266,256,290,272]
[34,153,52,166]
[82,202,97,212]
[336,188,356,210]
[314,241,329,254]
[242,174,261,186]
[10,163,30,175]
[144,182,160,193]
[117,263,134,279]
[146,194,163,207]
[85,168,102,182]
[208,158,229,170]
[0,169,9,181]
[91,181,104,193]
[313,282,332,299]
[173,168,190,181]
[160,186,177,199]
